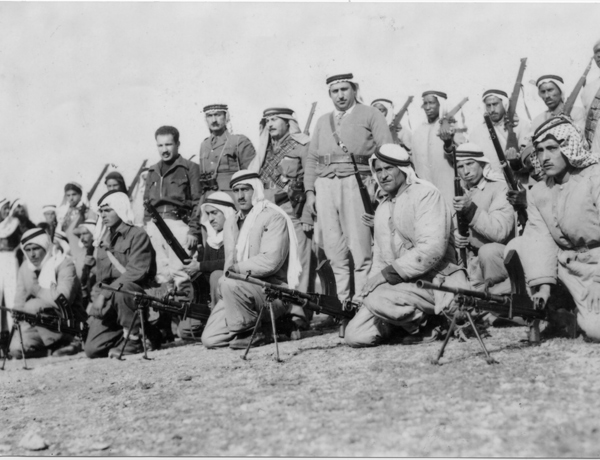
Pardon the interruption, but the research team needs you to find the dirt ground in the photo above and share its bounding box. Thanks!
[1,317,599,457]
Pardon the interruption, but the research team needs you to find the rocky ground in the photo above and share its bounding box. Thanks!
[1,319,599,457]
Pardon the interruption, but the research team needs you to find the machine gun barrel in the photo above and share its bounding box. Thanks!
[225,271,355,320]
[0,305,87,337]
[415,280,510,305]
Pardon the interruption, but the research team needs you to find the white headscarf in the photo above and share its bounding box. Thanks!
[54,229,72,256]
[326,72,364,104]
[482,89,509,112]
[0,199,25,239]
[93,191,135,247]
[371,99,394,124]
[455,142,506,183]
[21,228,66,289]
[249,107,310,174]
[535,75,565,100]
[200,192,237,250]
[421,90,449,121]
[230,170,302,289]
[369,144,437,195]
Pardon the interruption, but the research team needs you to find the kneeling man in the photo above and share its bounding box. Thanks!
[201,170,301,349]
[345,144,468,347]
[84,191,157,358]
[10,228,85,358]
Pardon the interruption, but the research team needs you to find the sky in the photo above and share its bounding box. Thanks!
[1,2,600,222]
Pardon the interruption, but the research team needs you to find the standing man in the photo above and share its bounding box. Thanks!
[452,143,514,295]
[304,72,392,304]
[38,204,58,233]
[249,106,313,329]
[530,75,586,133]
[201,171,301,349]
[144,125,201,289]
[371,98,413,152]
[344,144,468,348]
[581,39,600,154]
[469,89,530,173]
[198,104,256,197]
[411,91,468,206]
[84,191,157,358]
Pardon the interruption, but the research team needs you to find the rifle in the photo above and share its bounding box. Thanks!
[451,146,470,268]
[483,113,528,228]
[439,97,469,138]
[128,160,148,198]
[390,96,414,144]
[80,244,95,305]
[303,102,318,135]
[226,271,356,338]
[563,57,594,116]
[505,58,528,153]
[144,200,190,263]
[99,283,211,359]
[87,163,110,202]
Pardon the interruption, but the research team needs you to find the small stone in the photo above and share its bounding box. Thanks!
[136,381,154,390]
[89,442,110,451]
[18,432,48,451]
[172,434,182,441]
[178,375,192,381]
[398,380,408,388]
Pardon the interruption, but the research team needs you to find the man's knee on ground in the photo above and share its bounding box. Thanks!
[200,329,230,349]
[84,341,108,359]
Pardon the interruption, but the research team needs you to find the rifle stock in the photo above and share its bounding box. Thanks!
[505,58,528,152]
[87,164,110,202]
[303,102,317,135]
[225,271,355,320]
[563,57,594,116]
[98,283,211,321]
[390,96,414,144]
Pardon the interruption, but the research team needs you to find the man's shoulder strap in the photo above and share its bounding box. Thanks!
[105,250,126,274]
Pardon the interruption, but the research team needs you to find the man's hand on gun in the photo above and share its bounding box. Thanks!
[361,213,374,228]
[531,284,551,310]
[182,258,200,277]
[507,182,527,210]
[361,272,386,298]
[305,191,317,216]
[453,230,469,249]
[185,233,198,251]
[453,194,473,213]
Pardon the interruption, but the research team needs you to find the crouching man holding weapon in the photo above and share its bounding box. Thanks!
[344,144,470,347]
[200,170,302,350]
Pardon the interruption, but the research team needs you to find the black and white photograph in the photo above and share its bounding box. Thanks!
[1,1,600,457]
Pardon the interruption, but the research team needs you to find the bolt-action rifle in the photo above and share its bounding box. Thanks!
[128,160,148,197]
[87,163,110,202]
[505,58,528,160]
[389,96,414,145]
[451,144,470,269]
[438,97,469,138]
[303,102,318,135]
[563,57,594,117]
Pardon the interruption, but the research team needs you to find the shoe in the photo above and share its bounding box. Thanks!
[108,336,144,358]
[402,324,441,345]
[229,330,273,350]
[52,343,82,357]
[10,347,48,359]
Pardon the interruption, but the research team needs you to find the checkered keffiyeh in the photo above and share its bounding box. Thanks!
[532,115,600,172]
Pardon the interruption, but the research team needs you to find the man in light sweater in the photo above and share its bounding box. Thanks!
[304,72,392,304]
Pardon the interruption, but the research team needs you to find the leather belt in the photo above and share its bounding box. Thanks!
[570,242,600,253]
[274,194,290,207]
[318,153,370,166]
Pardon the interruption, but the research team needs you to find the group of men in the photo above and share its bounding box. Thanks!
[2,38,600,361]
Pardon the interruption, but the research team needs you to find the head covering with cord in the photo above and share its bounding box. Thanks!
[200,192,237,250]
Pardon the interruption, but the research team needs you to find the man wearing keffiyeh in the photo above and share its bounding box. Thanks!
[8,228,84,358]
[201,170,301,349]
[344,144,469,348]
[507,116,600,342]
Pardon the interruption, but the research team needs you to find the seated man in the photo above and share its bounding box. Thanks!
[345,144,469,348]
[508,116,600,342]
[9,228,85,358]
[452,143,515,294]
[84,191,157,358]
[180,192,236,340]
[201,170,301,349]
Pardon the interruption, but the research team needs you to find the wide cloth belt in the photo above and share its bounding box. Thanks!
[568,241,600,253]
[318,153,370,166]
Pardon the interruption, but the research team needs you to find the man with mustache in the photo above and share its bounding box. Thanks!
[201,171,301,349]
[198,104,256,197]
[452,143,515,297]
[144,126,201,289]
[304,72,392,307]
[344,144,469,347]
[411,91,467,207]
[247,106,313,330]
[581,39,600,155]
[84,191,158,358]
[507,116,600,342]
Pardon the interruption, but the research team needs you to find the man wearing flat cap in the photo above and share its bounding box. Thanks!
[198,104,256,197]
[248,106,313,329]
[304,72,392,306]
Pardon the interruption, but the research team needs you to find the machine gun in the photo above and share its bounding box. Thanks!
[417,250,576,365]
[0,304,88,370]
[225,271,357,361]
[99,283,211,360]
[563,57,594,117]
[505,58,528,159]
[390,96,414,145]
[483,113,528,229]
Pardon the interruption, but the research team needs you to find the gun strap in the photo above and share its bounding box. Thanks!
[106,251,126,274]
